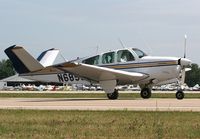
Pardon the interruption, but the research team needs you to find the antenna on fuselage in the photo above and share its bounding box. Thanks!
[184,34,187,58]
[118,38,125,48]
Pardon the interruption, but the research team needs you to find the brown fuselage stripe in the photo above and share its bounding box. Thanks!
[102,61,178,69]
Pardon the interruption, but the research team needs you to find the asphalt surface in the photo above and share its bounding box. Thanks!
[0,98,200,111]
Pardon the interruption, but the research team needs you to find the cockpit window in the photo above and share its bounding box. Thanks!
[132,48,147,58]
[117,50,135,62]
[102,52,115,64]
[82,55,99,65]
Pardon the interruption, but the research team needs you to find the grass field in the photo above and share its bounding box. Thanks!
[0,91,200,99]
[0,110,200,139]
[0,91,200,138]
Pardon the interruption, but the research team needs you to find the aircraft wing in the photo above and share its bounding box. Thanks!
[26,62,148,83]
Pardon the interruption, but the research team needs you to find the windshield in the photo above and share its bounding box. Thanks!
[132,48,147,58]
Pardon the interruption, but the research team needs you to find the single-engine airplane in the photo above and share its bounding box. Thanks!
[5,45,191,99]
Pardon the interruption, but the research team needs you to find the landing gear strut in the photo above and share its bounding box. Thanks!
[107,89,119,100]
[176,90,184,100]
[140,88,151,99]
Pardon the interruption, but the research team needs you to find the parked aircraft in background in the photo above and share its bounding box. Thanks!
[5,45,191,99]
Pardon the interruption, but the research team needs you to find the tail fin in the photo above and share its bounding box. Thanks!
[4,45,44,74]
[37,48,59,67]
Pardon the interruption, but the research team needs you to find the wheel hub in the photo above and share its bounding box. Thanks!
[143,91,148,97]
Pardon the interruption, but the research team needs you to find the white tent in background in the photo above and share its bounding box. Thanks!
[0,74,34,90]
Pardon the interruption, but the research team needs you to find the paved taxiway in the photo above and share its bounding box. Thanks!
[0,98,200,111]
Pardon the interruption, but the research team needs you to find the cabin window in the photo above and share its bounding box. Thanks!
[82,55,99,65]
[117,50,135,62]
[102,52,115,64]
[132,48,147,58]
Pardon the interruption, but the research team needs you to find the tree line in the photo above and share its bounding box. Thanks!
[0,59,199,87]
[185,63,200,87]
[0,59,15,80]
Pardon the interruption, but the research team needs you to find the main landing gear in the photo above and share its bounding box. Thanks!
[107,89,119,100]
[176,90,184,100]
[140,88,152,99]
[105,86,184,100]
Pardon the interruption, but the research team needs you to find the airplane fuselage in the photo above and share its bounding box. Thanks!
[21,48,184,87]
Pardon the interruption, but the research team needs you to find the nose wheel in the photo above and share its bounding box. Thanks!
[140,88,151,99]
[176,90,184,100]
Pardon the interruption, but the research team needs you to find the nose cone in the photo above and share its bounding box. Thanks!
[179,58,192,67]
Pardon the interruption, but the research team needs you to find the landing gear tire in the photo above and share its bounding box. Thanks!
[140,88,151,99]
[107,89,119,100]
[176,90,184,100]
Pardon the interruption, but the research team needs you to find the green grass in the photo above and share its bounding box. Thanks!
[0,92,200,99]
[0,110,200,139]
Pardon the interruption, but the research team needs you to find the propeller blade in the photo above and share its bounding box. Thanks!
[184,34,187,58]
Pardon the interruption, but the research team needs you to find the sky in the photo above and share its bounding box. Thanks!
[0,0,200,64]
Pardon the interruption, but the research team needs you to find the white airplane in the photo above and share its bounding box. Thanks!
[5,45,191,99]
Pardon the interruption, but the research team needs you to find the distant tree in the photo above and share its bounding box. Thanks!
[0,59,16,80]
[185,63,200,87]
